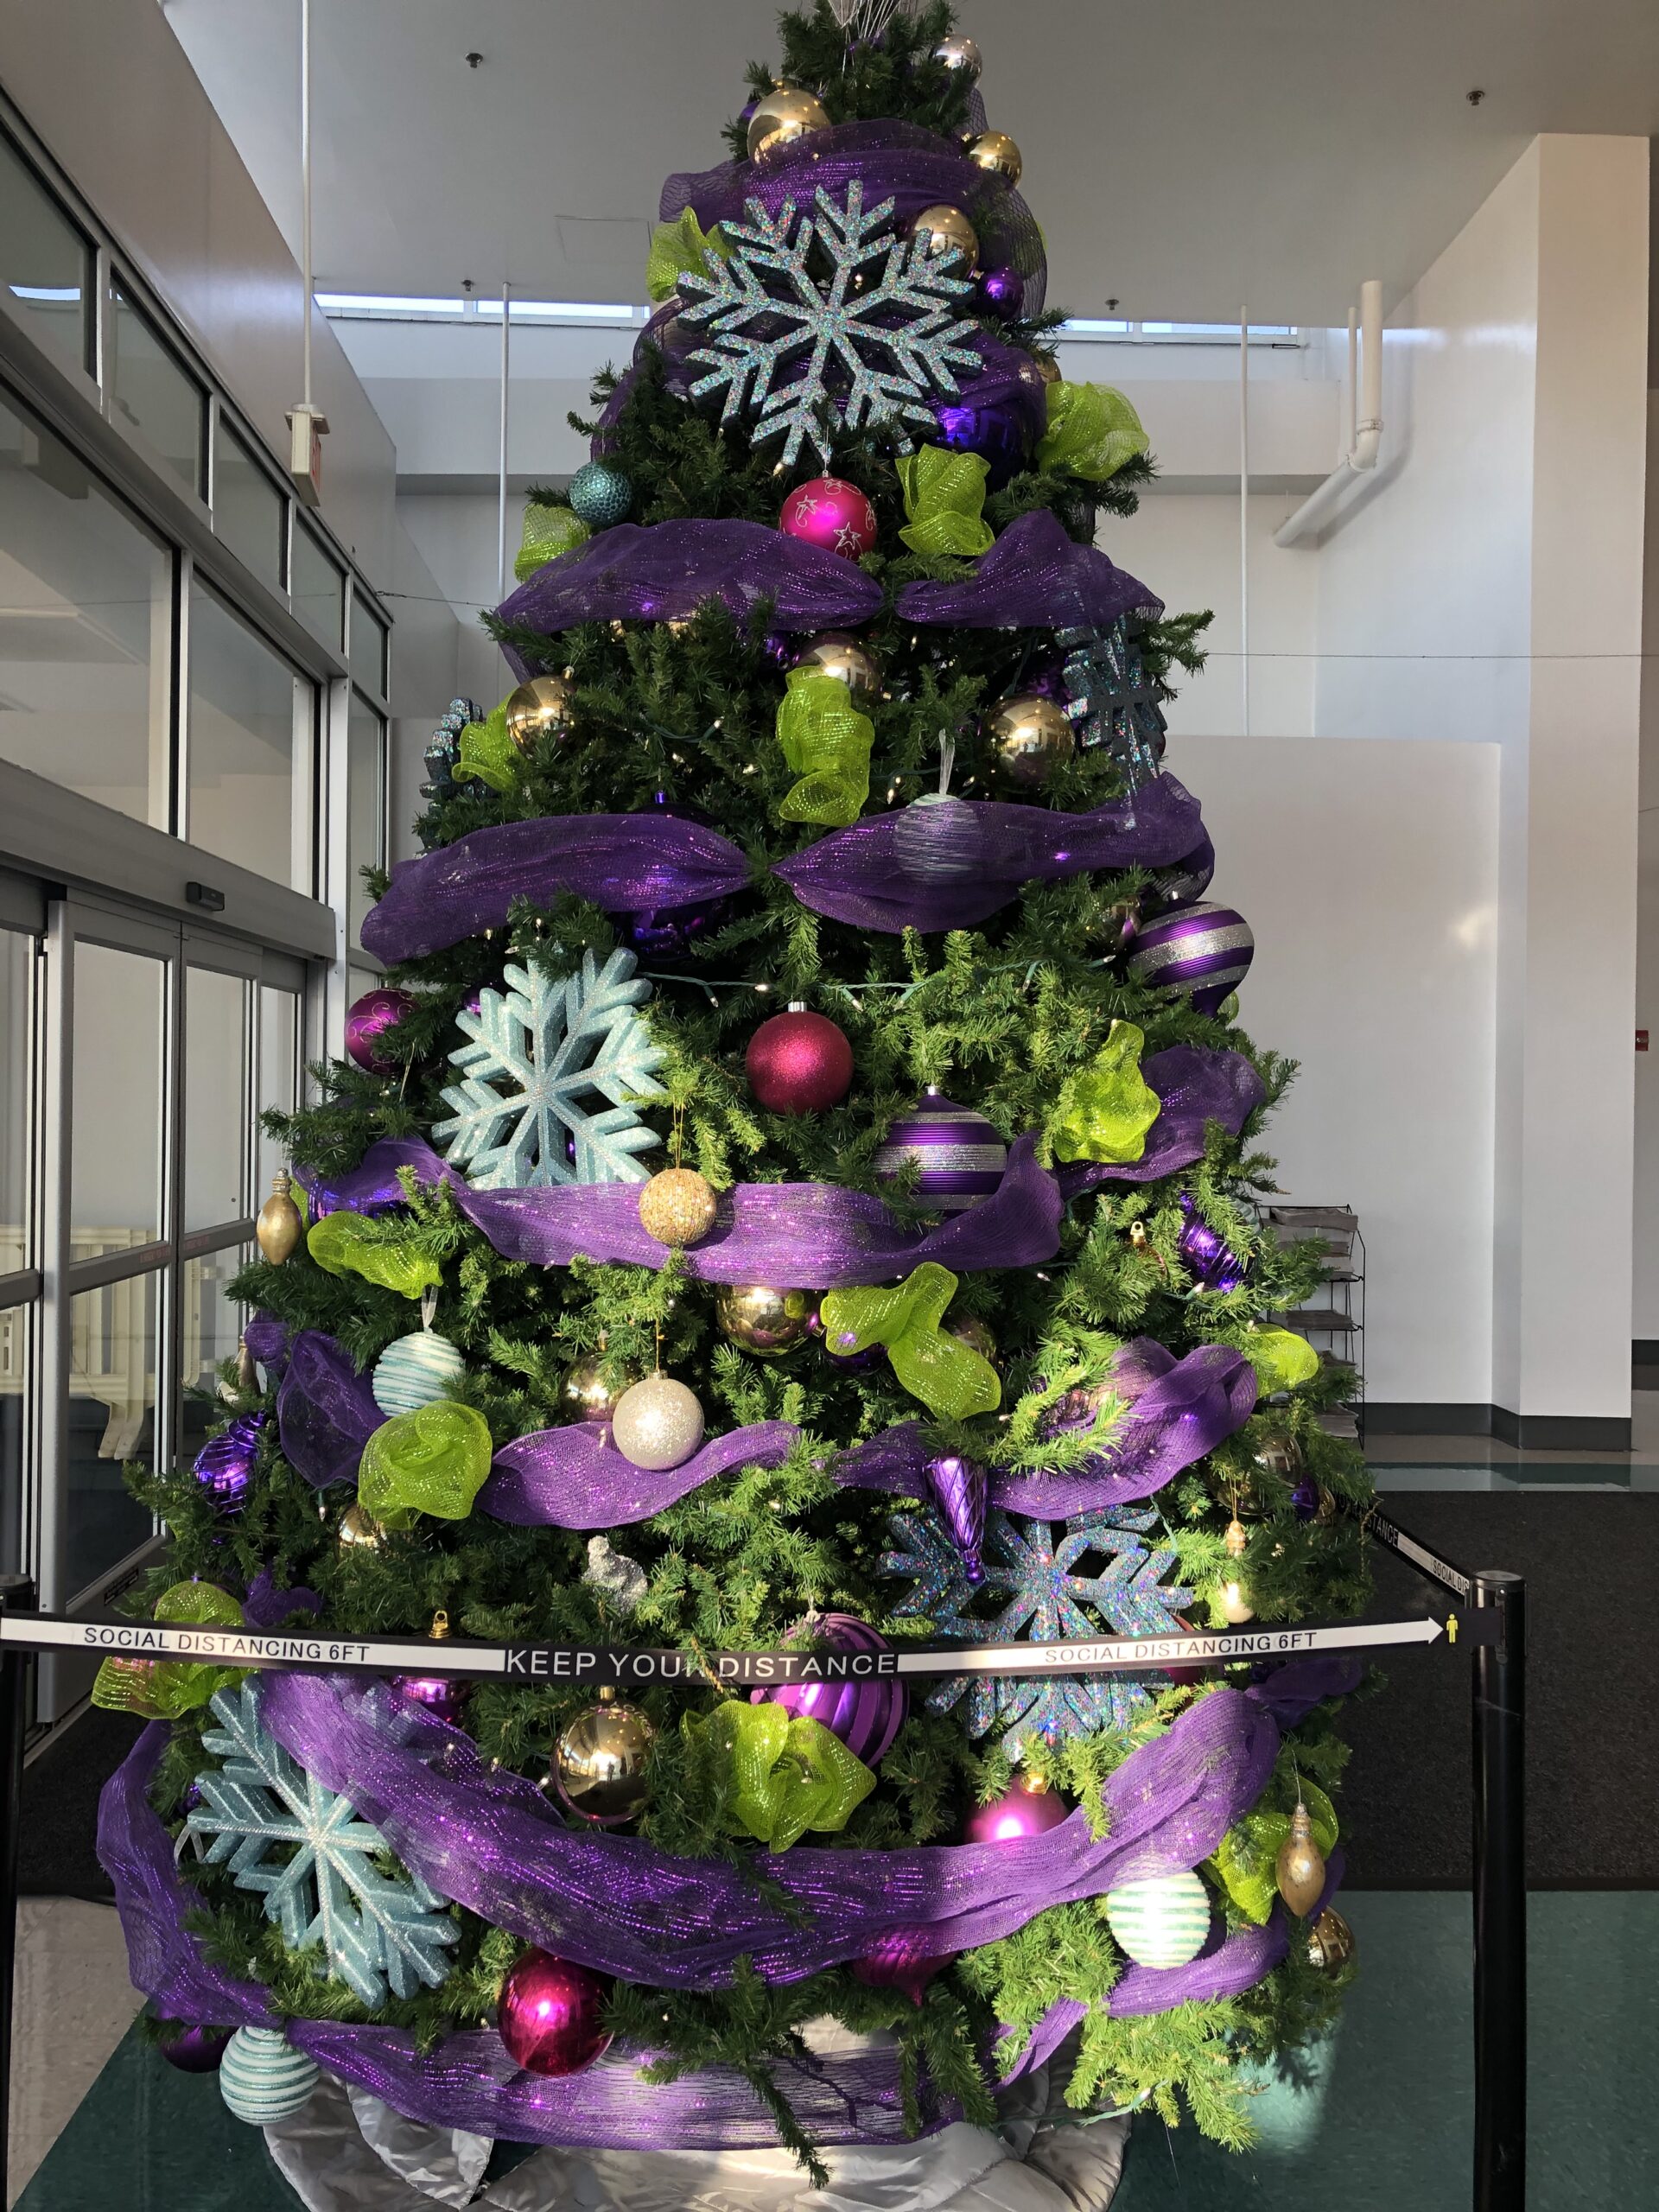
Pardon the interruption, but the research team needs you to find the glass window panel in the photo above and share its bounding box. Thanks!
[67,1273,156,1595]
[184,966,249,1232]
[0,131,89,372]
[0,932,33,1276]
[0,389,171,825]
[187,583,314,891]
[346,692,385,954]
[107,280,203,496]
[349,588,388,695]
[180,1244,250,1464]
[71,941,165,1260]
[213,416,286,589]
[0,1303,25,1574]
[290,520,343,649]
[256,984,300,1198]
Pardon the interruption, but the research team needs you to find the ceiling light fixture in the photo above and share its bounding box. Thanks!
[1466,87,1485,105]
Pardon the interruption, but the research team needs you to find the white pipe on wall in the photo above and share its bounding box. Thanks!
[1238,303,1250,734]
[1274,277,1383,547]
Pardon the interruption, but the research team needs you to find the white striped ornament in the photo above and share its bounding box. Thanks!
[874,1091,1007,1214]
[219,2028,320,2124]
[1104,1872,1212,1969]
[372,1330,466,1416]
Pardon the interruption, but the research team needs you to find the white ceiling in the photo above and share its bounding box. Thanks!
[163,0,1659,325]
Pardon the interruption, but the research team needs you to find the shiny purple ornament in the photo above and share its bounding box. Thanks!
[1176,1192,1247,1294]
[346,987,417,1075]
[193,1413,264,1515]
[159,2022,231,2074]
[395,1675,469,1728]
[852,1924,957,2005]
[751,1611,907,1767]
[932,392,1034,492]
[613,791,731,957]
[925,1452,987,1584]
[1290,1478,1320,1522]
[975,265,1025,320]
[963,1777,1071,1846]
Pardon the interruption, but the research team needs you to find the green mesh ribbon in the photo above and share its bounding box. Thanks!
[1243,1326,1322,1395]
[1211,1780,1338,1924]
[701,1700,876,1852]
[358,1401,495,1525]
[92,1581,247,1720]
[515,503,591,582]
[1049,1020,1162,1166]
[645,208,730,304]
[1036,382,1150,483]
[308,1214,442,1300]
[821,1262,1001,1419]
[895,445,994,557]
[775,667,874,829]
[455,702,518,793]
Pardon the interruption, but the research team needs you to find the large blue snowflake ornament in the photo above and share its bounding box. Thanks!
[433,950,666,1189]
[677,181,983,473]
[882,1503,1195,1753]
[1058,619,1168,792]
[186,1681,458,2005]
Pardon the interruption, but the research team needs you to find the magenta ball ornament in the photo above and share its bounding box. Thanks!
[193,1412,264,1516]
[346,987,416,1074]
[932,392,1034,492]
[779,475,879,561]
[160,2023,232,2074]
[853,1926,958,2005]
[1125,902,1255,1014]
[394,1675,469,1728]
[497,1950,613,2077]
[751,1611,907,1767]
[746,1007,854,1114]
[964,1777,1071,1847]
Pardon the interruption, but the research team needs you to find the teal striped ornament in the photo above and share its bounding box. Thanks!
[372,1330,465,1416]
[219,2028,319,2124]
[1104,1872,1211,1969]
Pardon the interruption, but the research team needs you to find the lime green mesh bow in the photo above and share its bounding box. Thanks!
[896,445,994,557]
[1243,1326,1321,1394]
[308,1214,442,1300]
[1036,382,1150,483]
[92,1581,248,1720]
[515,501,590,582]
[455,701,517,793]
[1211,1780,1338,1923]
[702,1700,876,1852]
[776,667,874,828]
[358,1400,494,1526]
[646,208,730,304]
[1048,1020,1162,1166]
[822,1262,1001,1419]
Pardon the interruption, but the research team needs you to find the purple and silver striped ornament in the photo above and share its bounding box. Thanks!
[1176,1192,1248,1294]
[752,1611,907,1767]
[1124,902,1254,1014]
[874,1090,1007,1214]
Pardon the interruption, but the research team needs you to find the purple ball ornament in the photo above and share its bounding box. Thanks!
[160,2023,232,2074]
[751,1611,907,1767]
[1176,1193,1248,1294]
[1124,901,1254,1014]
[933,391,1034,492]
[853,1926,958,2006]
[812,1304,887,1373]
[346,987,417,1075]
[394,1675,469,1729]
[874,1090,1007,1214]
[925,1452,988,1583]
[975,265,1026,321]
[1290,1478,1321,1522]
[614,791,733,956]
[193,1413,264,1516]
[964,1775,1071,1846]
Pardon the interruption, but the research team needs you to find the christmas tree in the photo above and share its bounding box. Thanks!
[99,4,1375,2196]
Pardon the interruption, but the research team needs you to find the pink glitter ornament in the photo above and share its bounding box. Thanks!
[779,475,878,561]
[497,1949,613,2077]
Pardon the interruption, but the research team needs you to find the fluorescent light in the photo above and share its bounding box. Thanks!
[9,284,82,302]
[474,299,646,323]
[316,293,468,316]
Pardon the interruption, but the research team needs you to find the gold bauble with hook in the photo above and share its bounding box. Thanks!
[505,674,577,752]
[747,85,830,164]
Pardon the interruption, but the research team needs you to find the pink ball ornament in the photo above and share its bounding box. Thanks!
[752,1611,907,1768]
[964,1776,1071,1847]
[853,1925,958,2006]
[746,1006,854,1115]
[779,476,878,561]
[498,1949,613,2077]
[346,987,416,1074]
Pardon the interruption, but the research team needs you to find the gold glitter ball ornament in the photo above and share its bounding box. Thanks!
[932,34,982,79]
[985,692,1075,788]
[505,674,576,753]
[638,1166,718,1249]
[715,1283,815,1357]
[1307,1906,1355,1974]
[256,1173,303,1265]
[337,1503,385,1551]
[553,1685,655,1827]
[910,205,980,272]
[1276,1801,1328,1917]
[611,1375,705,1471]
[747,85,830,164]
[792,630,882,701]
[559,1353,630,1425]
[964,130,1022,187]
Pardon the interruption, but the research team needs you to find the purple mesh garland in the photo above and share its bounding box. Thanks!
[241,1312,291,1377]
[895,510,1161,631]
[484,1420,797,1529]
[1056,1047,1267,1192]
[277,1329,385,1489]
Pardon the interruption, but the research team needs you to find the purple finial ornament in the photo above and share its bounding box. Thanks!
[751,1611,907,1767]
[1176,1193,1247,1294]
[925,1452,987,1583]
[192,1413,264,1515]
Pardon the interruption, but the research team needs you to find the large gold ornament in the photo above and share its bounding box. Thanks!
[1275,1801,1328,1916]
[553,1685,654,1827]
[964,130,1022,187]
[611,1374,705,1471]
[985,693,1075,788]
[1307,1906,1355,1974]
[910,205,980,272]
[747,85,830,164]
[337,1503,385,1552]
[559,1352,630,1425]
[638,1166,718,1249]
[932,34,982,79]
[256,1173,303,1265]
[715,1283,815,1357]
[792,631,882,701]
[505,674,576,753]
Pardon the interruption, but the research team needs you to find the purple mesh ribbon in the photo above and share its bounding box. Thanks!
[484,1421,797,1530]
[772,778,1205,934]
[243,1570,323,1628]
[1057,1047,1268,1191]
[493,522,882,680]
[895,510,1161,631]
[277,1329,385,1489]
[242,1311,291,1377]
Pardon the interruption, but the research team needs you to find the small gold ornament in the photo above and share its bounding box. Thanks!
[1276,1800,1327,1917]
[559,1351,630,1424]
[932,33,982,79]
[1224,1516,1249,1560]
[337,1503,385,1551]
[715,1283,815,1357]
[747,85,830,164]
[910,205,980,272]
[1306,1905,1355,1974]
[611,1374,705,1471]
[985,692,1075,788]
[1034,353,1062,385]
[504,674,576,752]
[256,1173,304,1265]
[1127,1221,1150,1251]
[553,1684,655,1827]
[638,1166,718,1249]
[234,1336,257,1393]
[792,630,882,700]
[946,1315,997,1363]
[429,1608,452,1642]
[964,130,1022,186]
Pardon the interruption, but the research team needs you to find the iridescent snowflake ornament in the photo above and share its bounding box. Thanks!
[1057,618,1169,792]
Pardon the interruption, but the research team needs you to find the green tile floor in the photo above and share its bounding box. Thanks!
[17,1894,1655,2210]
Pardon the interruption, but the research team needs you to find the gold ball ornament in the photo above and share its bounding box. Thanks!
[559,1353,630,1425]
[933,34,983,79]
[554,1685,655,1827]
[1306,1906,1355,1974]
[910,205,980,272]
[985,693,1075,789]
[256,1173,304,1265]
[964,130,1022,187]
[1252,1436,1302,1480]
[1275,1801,1328,1917]
[1034,353,1062,385]
[610,1374,705,1471]
[747,85,830,164]
[337,1503,385,1552]
[792,631,882,701]
[505,674,576,753]
[638,1166,718,1249]
[715,1283,814,1357]
[947,1315,998,1363]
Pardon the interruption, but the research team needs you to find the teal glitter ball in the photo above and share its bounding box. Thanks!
[569,461,633,529]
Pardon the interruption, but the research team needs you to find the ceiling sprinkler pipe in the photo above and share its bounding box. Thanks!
[1274,277,1383,546]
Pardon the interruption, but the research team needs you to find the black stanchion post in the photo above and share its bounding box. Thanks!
[1472,1569,1525,2211]
[0,1575,35,2212]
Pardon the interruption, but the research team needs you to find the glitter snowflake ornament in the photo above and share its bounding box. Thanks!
[882,1503,1194,1753]
[1057,618,1169,792]
[677,180,983,473]
[433,950,666,1190]
[186,1681,458,2006]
